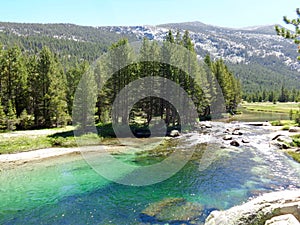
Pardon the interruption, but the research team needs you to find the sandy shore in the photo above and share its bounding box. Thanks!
[0,147,81,163]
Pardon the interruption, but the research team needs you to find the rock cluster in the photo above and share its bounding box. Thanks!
[271,133,294,150]
[222,127,246,147]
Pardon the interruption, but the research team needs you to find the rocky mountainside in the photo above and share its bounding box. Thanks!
[0,21,299,91]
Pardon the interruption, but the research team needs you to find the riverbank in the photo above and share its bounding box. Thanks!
[0,121,299,165]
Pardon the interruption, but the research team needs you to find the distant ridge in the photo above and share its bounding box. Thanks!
[0,21,299,92]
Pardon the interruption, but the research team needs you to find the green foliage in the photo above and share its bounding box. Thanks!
[282,125,290,130]
[0,99,6,130]
[6,100,17,131]
[73,67,97,132]
[275,8,300,59]
[287,151,300,163]
[0,31,242,132]
[207,57,241,113]
[18,109,34,130]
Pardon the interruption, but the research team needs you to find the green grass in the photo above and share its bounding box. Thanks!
[0,122,185,155]
[0,136,51,154]
[242,102,300,114]
[270,120,297,127]
[287,151,300,163]
[0,133,108,154]
[291,134,300,147]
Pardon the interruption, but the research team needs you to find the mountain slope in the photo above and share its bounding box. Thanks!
[0,21,299,92]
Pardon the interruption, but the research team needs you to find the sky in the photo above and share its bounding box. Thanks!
[0,0,299,28]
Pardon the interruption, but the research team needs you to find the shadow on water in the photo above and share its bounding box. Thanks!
[50,123,184,139]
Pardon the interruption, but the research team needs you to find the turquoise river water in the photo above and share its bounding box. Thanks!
[1,123,300,224]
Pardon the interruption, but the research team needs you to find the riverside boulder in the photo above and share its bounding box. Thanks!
[204,190,300,225]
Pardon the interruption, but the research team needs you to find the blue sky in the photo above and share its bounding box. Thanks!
[0,0,299,28]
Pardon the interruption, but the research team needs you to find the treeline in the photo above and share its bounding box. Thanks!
[0,30,241,131]
[74,30,241,130]
[243,85,300,103]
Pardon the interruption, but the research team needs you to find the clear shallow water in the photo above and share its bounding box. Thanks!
[1,124,300,224]
[230,107,289,122]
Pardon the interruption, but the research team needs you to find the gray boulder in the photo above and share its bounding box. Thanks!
[230,140,240,147]
[271,141,290,149]
[277,136,293,145]
[289,127,300,133]
[265,214,300,225]
[170,130,180,137]
[205,190,300,225]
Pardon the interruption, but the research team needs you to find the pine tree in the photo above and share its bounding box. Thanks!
[19,109,34,130]
[275,8,300,59]
[37,46,68,127]
[73,68,97,132]
[6,100,17,131]
[66,61,89,116]
[0,98,6,130]
[106,38,136,125]
[0,46,28,116]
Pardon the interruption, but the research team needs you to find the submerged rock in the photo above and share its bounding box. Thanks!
[204,189,300,225]
[140,197,204,224]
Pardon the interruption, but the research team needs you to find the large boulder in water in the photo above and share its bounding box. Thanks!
[140,197,204,224]
[204,190,300,225]
[277,136,293,145]
[265,214,300,225]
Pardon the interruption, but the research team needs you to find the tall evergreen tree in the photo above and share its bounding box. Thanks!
[35,46,67,127]
[73,68,97,132]
[6,100,17,131]
[0,46,28,116]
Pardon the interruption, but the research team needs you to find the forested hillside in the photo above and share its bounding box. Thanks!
[0,29,241,131]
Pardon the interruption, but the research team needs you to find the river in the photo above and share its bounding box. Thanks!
[1,121,300,224]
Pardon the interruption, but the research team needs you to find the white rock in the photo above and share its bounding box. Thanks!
[170,130,180,137]
[265,214,300,225]
[205,190,300,225]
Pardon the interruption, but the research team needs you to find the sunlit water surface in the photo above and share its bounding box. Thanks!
[1,123,300,224]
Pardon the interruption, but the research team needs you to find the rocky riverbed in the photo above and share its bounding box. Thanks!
[138,121,300,225]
